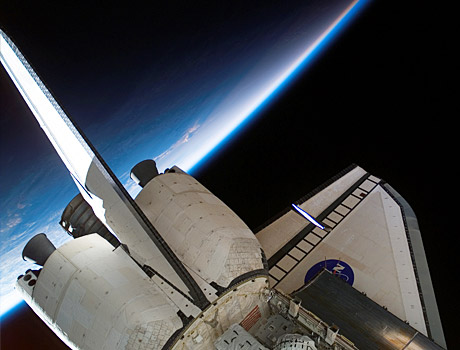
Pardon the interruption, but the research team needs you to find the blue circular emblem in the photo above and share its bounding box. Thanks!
[305,259,354,286]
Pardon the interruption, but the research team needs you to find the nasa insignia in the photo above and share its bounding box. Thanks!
[305,259,354,286]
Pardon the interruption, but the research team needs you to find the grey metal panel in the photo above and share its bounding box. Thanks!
[293,270,445,350]
[382,184,447,349]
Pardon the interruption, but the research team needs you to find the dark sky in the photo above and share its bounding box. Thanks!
[0,0,455,349]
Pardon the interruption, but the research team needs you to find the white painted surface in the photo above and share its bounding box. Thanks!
[17,235,183,350]
[256,166,367,259]
[136,169,265,289]
[258,171,428,335]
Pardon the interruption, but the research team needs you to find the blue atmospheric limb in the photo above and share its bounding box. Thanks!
[305,259,355,286]
[188,0,371,175]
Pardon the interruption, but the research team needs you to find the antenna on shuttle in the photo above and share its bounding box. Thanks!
[292,203,326,230]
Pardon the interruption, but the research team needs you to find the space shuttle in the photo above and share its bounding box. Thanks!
[0,29,447,349]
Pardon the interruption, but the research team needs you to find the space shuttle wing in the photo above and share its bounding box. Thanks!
[255,164,446,347]
[0,29,209,310]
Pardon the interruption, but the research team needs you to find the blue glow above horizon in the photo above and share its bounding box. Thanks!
[0,299,26,320]
[187,0,371,174]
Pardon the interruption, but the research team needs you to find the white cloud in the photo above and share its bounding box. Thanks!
[154,121,201,164]
[6,215,22,229]
[17,202,27,210]
[0,213,23,233]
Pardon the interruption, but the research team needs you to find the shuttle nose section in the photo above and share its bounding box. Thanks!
[22,233,56,266]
